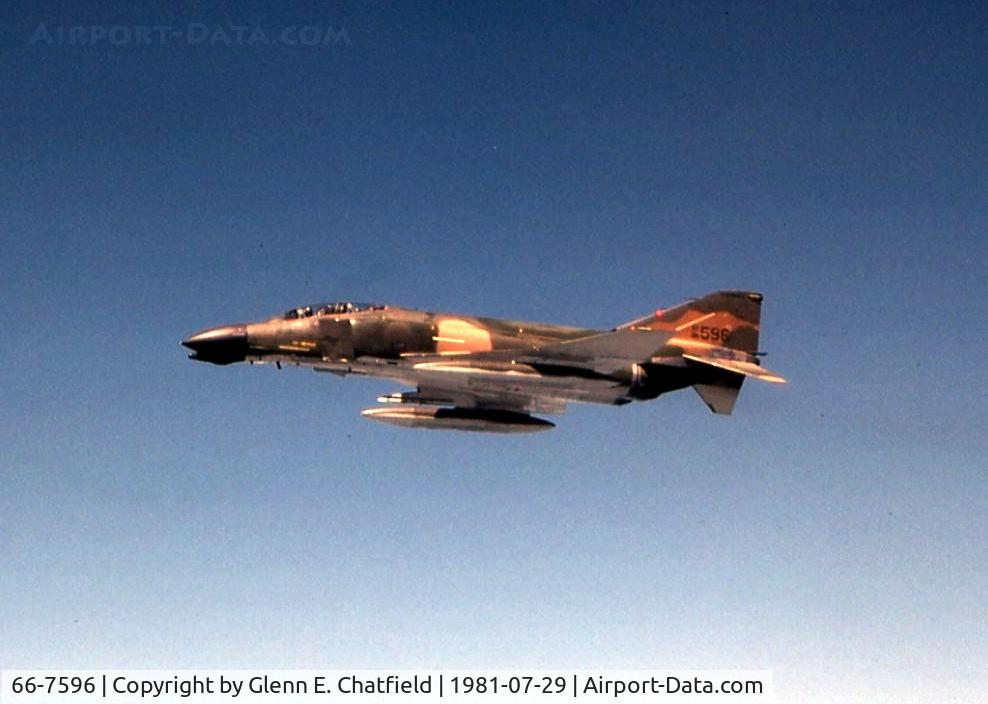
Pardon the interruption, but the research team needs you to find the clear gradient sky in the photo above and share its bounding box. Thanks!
[1,2,986,702]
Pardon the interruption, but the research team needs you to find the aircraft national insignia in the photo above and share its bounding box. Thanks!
[181,290,786,433]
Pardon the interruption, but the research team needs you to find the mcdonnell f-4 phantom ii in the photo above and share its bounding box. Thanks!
[181,290,785,433]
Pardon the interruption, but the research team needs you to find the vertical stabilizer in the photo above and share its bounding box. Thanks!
[620,290,763,354]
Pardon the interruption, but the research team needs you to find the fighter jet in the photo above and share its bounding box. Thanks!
[181,290,785,432]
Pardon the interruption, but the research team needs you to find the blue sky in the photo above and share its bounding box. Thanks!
[1,2,986,702]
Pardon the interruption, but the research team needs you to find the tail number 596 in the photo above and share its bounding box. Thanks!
[691,325,731,342]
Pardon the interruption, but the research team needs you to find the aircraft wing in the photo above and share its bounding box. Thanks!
[519,328,673,369]
[403,328,673,373]
[319,356,572,420]
[373,328,673,413]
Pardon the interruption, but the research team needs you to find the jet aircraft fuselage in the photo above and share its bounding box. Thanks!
[182,291,785,432]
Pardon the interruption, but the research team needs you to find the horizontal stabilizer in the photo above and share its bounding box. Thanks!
[683,354,786,384]
[693,383,742,415]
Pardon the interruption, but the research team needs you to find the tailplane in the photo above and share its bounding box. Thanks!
[693,378,744,415]
[621,291,785,414]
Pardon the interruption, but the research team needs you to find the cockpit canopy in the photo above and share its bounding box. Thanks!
[282,301,385,320]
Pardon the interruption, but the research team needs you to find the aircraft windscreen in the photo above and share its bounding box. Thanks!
[283,306,314,320]
[284,302,384,319]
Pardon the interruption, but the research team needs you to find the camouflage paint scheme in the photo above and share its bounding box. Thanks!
[182,291,785,432]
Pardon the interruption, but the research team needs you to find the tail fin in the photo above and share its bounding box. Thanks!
[619,290,763,354]
[621,291,784,415]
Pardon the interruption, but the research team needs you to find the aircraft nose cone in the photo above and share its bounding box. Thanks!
[181,324,249,365]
